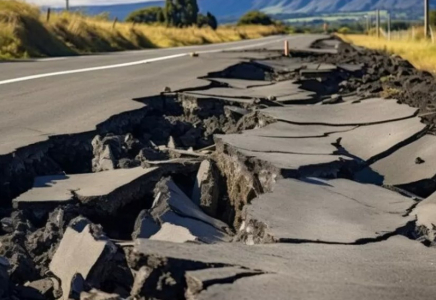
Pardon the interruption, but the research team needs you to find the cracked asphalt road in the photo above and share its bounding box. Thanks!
[0,35,325,156]
[2,34,436,300]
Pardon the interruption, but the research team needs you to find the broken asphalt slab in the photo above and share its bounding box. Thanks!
[50,218,116,300]
[243,121,356,138]
[242,178,414,244]
[261,98,418,126]
[13,167,160,212]
[332,117,427,162]
[215,134,337,155]
[131,236,436,300]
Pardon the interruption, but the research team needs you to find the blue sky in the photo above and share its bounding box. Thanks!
[26,0,158,7]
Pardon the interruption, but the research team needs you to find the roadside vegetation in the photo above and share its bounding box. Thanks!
[333,9,436,73]
[0,1,284,59]
[339,34,436,73]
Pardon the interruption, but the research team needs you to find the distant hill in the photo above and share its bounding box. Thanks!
[59,0,436,22]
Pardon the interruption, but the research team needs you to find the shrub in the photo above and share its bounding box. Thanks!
[238,11,273,26]
[338,26,350,34]
[126,6,165,23]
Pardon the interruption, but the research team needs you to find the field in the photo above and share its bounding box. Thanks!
[340,33,436,73]
[0,0,285,59]
[284,11,388,24]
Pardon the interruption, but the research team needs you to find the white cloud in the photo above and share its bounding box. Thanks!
[25,0,160,8]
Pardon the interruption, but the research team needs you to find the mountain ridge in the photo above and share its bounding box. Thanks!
[63,0,436,22]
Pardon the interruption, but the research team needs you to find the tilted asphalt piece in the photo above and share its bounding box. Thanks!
[355,134,436,186]
[132,178,231,244]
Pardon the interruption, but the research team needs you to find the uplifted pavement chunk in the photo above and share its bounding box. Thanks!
[13,167,159,213]
[188,81,313,103]
[332,117,427,162]
[355,135,436,186]
[262,98,418,125]
[242,178,414,244]
[236,150,354,178]
[207,78,272,89]
[132,178,230,243]
[132,237,436,300]
[50,217,117,300]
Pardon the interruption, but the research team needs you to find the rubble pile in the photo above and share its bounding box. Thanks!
[2,37,436,299]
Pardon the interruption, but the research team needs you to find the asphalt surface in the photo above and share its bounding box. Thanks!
[0,35,327,155]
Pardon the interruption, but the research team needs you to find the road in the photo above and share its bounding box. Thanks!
[0,35,326,155]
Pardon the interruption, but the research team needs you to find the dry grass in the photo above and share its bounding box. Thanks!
[339,33,436,73]
[0,0,285,59]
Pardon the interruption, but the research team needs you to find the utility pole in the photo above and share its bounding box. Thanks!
[425,0,430,39]
[66,0,69,11]
[366,15,370,34]
[387,12,391,40]
[376,9,380,38]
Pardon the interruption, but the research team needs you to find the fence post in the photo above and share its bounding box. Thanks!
[284,40,289,56]
[112,17,118,30]
[376,10,380,38]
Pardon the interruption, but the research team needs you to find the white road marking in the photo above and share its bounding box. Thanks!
[0,37,288,86]
[35,57,68,62]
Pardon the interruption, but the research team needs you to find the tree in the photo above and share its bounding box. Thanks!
[206,12,218,30]
[237,11,274,26]
[430,10,436,26]
[186,0,199,25]
[197,12,218,30]
[164,0,199,27]
[126,7,165,24]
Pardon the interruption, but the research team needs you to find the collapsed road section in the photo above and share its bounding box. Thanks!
[1,36,436,300]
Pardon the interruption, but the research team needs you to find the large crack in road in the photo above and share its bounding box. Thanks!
[1,36,436,300]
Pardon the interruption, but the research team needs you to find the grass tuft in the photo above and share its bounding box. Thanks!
[0,0,285,59]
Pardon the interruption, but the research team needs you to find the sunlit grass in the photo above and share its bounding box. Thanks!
[339,33,436,73]
[0,0,285,59]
